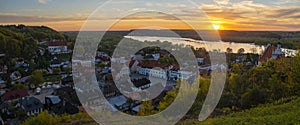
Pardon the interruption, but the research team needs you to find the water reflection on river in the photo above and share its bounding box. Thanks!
[125,36,297,56]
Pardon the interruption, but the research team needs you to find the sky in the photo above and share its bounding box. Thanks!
[0,0,300,31]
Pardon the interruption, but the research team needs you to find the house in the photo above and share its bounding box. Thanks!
[0,65,7,74]
[45,95,61,106]
[46,87,80,115]
[107,95,127,111]
[61,75,73,86]
[15,58,29,68]
[136,60,192,80]
[132,78,151,90]
[101,83,118,98]
[45,95,79,115]
[136,60,169,79]
[259,43,285,64]
[10,71,22,81]
[1,89,29,102]
[52,87,80,114]
[145,53,160,60]
[53,87,80,104]
[18,97,44,116]
[0,77,7,89]
[197,58,204,64]
[47,41,67,53]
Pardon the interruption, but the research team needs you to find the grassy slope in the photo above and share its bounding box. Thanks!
[180,97,300,125]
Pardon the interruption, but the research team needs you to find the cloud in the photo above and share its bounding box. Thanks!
[0,13,84,23]
[196,0,300,29]
[38,0,51,4]
[23,9,41,12]
[143,2,187,9]
[119,12,178,21]
[273,0,300,5]
[214,0,230,5]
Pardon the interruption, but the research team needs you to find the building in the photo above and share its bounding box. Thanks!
[0,65,7,74]
[259,43,285,64]
[47,41,67,53]
[10,71,22,81]
[1,89,29,102]
[145,53,160,60]
[61,75,73,86]
[0,77,7,89]
[136,60,192,80]
[18,97,44,116]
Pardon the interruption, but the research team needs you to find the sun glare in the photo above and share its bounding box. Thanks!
[213,24,220,30]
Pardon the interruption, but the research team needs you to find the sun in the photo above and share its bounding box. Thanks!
[212,24,220,30]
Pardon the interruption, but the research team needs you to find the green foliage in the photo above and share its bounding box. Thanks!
[44,75,61,82]
[21,111,96,125]
[96,62,106,68]
[52,68,61,74]
[65,67,72,73]
[181,97,300,125]
[158,54,177,65]
[0,25,65,60]
[237,48,245,54]
[11,83,28,90]
[137,101,156,116]
[2,25,65,41]
[28,70,44,88]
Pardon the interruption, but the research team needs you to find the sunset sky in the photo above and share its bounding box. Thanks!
[0,0,300,31]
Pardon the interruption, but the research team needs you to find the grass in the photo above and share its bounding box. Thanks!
[179,96,300,125]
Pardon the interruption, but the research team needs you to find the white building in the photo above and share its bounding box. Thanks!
[47,41,67,53]
[136,66,192,80]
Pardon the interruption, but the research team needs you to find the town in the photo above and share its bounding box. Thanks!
[0,25,299,125]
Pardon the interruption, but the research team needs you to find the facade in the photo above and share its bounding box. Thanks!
[18,97,44,116]
[136,61,192,80]
[47,41,67,53]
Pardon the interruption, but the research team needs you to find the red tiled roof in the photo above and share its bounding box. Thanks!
[137,60,179,70]
[1,89,29,101]
[259,45,277,63]
[138,60,168,69]
[48,41,67,46]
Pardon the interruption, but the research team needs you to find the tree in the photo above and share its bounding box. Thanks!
[12,83,28,90]
[96,62,106,68]
[53,68,61,74]
[137,101,155,116]
[226,47,233,53]
[28,70,44,88]
[238,48,245,54]
[65,67,72,73]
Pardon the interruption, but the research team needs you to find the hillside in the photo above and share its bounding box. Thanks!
[0,24,65,42]
[0,25,65,59]
[180,97,300,125]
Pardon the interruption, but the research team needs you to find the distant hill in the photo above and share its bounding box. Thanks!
[181,96,300,125]
[1,24,65,42]
[62,30,300,49]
